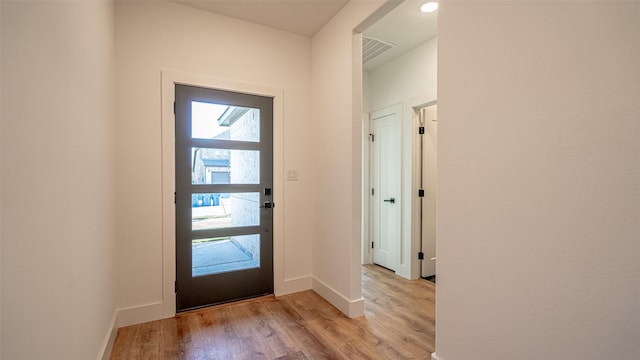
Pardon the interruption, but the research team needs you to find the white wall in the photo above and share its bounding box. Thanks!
[367,38,437,112]
[366,37,437,279]
[310,0,386,316]
[436,2,640,359]
[115,1,313,322]
[1,2,117,359]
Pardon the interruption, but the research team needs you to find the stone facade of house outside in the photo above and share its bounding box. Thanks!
[192,106,262,263]
[228,108,261,261]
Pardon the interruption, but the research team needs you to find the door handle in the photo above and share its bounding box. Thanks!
[383,198,395,204]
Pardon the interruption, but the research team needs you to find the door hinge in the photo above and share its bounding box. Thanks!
[173,101,176,114]
[371,188,374,196]
[419,126,425,135]
[418,189,425,197]
[372,242,374,249]
[369,133,375,142]
[418,252,424,260]
[174,281,178,293]
[174,191,176,204]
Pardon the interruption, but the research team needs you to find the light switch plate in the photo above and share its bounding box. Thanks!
[287,168,299,181]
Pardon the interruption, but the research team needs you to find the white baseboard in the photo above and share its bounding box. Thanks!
[276,275,312,296]
[396,263,412,280]
[311,277,364,318]
[98,310,119,360]
[97,302,173,359]
[116,301,173,328]
[431,352,440,360]
[114,275,312,329]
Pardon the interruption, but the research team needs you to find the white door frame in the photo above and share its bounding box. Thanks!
[362,113,372,265]
[407,98,437,280]
[116,70,284,327]
[418,103,438,278]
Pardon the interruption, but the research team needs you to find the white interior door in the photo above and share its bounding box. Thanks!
[371,106,401,271]
[421,104,437,277]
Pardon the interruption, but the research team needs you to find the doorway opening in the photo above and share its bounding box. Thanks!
[417,103,437,282]
[174,84,274,311]
[360,0,438,281]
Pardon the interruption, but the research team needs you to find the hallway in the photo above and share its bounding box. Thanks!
[110,265,435,359]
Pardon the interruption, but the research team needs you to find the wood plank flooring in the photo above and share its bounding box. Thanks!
[110,265,435,359]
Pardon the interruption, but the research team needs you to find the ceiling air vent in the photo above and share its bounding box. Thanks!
[362,36,396,64]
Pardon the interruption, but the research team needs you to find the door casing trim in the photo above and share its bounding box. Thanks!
[117,70,286,327]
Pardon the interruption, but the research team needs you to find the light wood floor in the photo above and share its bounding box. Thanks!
[110,265,435,359]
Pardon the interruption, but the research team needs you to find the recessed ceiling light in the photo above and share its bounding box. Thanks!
[420,2,438,13]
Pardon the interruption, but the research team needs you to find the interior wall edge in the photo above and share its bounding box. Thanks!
[311,276,365,318]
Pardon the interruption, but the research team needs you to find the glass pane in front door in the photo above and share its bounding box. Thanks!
[191,101,260,142]
[192,234,261,277]
[191,192,260,231]
[191,148,260,185]
[175,84,273,311]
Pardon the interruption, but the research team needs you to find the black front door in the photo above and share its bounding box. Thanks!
[175,84,274,311]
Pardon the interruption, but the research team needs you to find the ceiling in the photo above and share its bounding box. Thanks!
[172,0,350,37]
[362,0,437,70]
[172,0,437,70]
